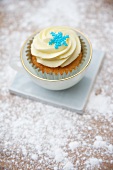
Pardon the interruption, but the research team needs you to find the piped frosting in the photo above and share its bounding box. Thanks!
[31,26,81,68]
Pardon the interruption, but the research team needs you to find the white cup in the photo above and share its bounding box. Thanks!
[10,29,92,90]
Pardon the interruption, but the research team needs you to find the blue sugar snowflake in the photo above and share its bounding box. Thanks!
[49,31,69,49]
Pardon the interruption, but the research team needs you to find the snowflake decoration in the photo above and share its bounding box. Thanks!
[49,32,69,49]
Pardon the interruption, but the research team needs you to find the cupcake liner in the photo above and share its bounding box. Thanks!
[26,36,87,80]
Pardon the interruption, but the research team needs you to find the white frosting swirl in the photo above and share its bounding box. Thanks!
[31,26,81,67]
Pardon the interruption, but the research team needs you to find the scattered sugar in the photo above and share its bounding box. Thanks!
[85,157,101,169]
[94,136,107,149]
[54,148,65,163]
[93,136,113,154]
[87,92,111,114]
[69,141,80,151]
[31,154,38,160]
[95,136,103,141]
[21,147,27,156]
[63,161,74,170]
[110,160,113,164]
[107,144,113,153]
[93,141,107,149]
[87,126,92,130]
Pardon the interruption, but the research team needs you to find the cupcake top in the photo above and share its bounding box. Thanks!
[31,26,81,68]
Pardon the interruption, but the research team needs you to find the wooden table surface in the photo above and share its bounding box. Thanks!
[0,0,113,169]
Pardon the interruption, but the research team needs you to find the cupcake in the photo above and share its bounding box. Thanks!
[26,26,87,80]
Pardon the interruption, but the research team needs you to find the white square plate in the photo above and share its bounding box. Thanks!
[9,50,104,113]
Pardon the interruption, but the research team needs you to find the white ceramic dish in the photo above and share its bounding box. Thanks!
[11,29,92,90]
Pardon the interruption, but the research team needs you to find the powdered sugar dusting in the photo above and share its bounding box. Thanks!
[87,92,111,114]
[69,141,80,151]
[0,0,113,169]
[94,140,107,149]
[63,161,74,170]
[85,157,101,169]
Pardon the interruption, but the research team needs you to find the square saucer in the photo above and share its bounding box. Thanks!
[9,50,104,113]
